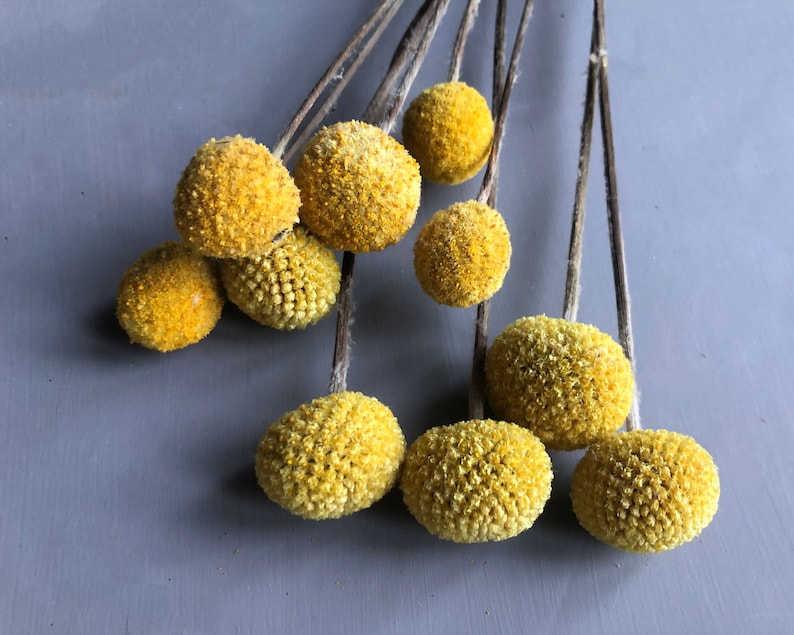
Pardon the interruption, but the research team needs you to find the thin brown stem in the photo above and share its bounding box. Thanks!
[448,0,481,83]
[594,0,641,430]
[274,0,403,160]
[329,251,356,394]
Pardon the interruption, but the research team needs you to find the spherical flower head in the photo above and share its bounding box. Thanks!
[116,241,225,352]
[294,120,422,253]
[401,82,494,185]
[173,135,300,258]
[485,315,634,450]
[413,200,511,307]
[256,391,406,520]
[401,419,552,543]
[220,226,340,330]
[571,429,720,553]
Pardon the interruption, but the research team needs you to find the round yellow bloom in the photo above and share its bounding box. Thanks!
[294,120,421,253]
[116,241,225,352]
[256,391,406,520]
[173,135,300,258]
[402,82,494,185]
[571,429,720,553]
[220,226,340,330]
[401,419,552,543]
[485,315,634,450]
[413,200,511,307]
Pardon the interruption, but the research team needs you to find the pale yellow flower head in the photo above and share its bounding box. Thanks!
[571,429,720,553]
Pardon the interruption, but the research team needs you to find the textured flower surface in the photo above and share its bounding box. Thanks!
[402,81,494,185]
[220,226,340,330]
[401,419,552,543]
[413,200,511,307]
[256,391,406,520]
[485,315,634,450]
[173,135,300,258]
[571,429,720,553]
[116,241,225,352]
[294,120,421,252]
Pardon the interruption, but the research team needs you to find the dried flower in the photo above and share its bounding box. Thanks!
[116,241,224,352]
[413,200,511,307]
[173,135,300,258]
[256,391,406,520]
[402,81,494,185]
[220,226,340,330]
[571,429,720,552]
[485,315,634,450]
[294,120,421,253]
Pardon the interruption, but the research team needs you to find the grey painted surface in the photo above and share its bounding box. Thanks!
[1,1,792,633]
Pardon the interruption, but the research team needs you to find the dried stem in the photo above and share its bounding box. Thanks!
[448,0,481,83]
[273,0,403,161]
[469,0,535,420]
[594,0,641,430]
[329,251,356,394]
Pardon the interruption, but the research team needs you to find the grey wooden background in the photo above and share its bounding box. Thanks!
[2,1,792,633]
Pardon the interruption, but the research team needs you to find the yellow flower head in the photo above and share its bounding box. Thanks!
[256,391,406,520]
[116,241,225,352]
[485,315,634,450]
[294,120,422,253]
[220,226,340,330]
[413,200,511,307]
[173,135,300,258]
[401,81,494,185]
[571,429,720,553]
[401,419,552,543]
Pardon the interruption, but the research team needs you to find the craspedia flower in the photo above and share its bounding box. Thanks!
[413,200,511,307]
[571,429,720,553]
[219,226,340,330]
[256,391,406,520]
[116,241,225,352]
[401,419,552,543]
[485,315,634,450]
[173,135,300,259]
[401,81,494,185]
[294,120,422,253]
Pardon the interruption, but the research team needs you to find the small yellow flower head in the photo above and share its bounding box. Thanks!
[571,429,720,553]
[401,82,494,185]
[485,315,634,450]
[116,241,225,352]
[401,419,552,543]
[256,391,406,520]
[413,200,511,307]
[294,120,422,253]
[219,226,340,330]
[173,135,300,258]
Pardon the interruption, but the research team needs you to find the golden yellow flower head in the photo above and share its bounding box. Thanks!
[401,81,494,185]
[413,200,511,307]
[219,226,340,330]
[256,391,406,520]
[571,429,720,553]
[401,419,552,543]
[116,241,225,352]
[173,135,300,258]
[485,315,634,450]
[294,120,422,253]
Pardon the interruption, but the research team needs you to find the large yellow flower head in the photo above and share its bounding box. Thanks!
[256,391,406,520]
[116,241,225,352]
[413,200,511,307]
[219,226,340,330]
[571,429,720,553]
[402,81,494,185]
[401,419,552,543]
[294,120,422,253]
[173,135,300,259]
[485,315,634,450]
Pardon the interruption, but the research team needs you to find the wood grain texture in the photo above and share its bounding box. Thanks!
[1,1,793,633]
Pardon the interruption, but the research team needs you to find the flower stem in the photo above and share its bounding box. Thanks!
[448,0,481,83]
